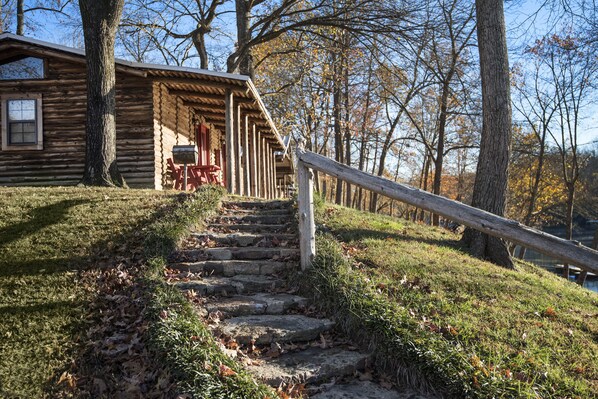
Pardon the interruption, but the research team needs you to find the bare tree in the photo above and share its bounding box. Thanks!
[461,0,513,268]
[121,0,226,68]
[79,0,126,187]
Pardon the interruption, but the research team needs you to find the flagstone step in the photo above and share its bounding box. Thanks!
[178,247,300,261]
[221,208,294,216]
[191,232,298,248]
[223,200,293,210]
[248,347,368,386]
[205,293,308,317]
[174,275,285,296]
[218,314,335,345]
[209,223,295,233]
[170,260,297,276]
[214,214,292,225]
[311,381,427,399]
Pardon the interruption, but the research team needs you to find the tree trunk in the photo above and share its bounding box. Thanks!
[17,0,24,35]
[517,130,547,259]
[462,0,513,268]
[332,49,344,205]
[192,28,210,69]
[79,0,126,187]
[232,0,254,78]
[432,79,451,226]
[562,186,575,279]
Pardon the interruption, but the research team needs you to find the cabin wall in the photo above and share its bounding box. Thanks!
[0,55,156,187]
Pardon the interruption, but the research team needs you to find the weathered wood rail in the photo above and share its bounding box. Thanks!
[296,143,598,274]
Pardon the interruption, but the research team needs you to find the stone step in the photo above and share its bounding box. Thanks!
[218,315,335,345]
[179,247,300,261]
[209,223,295,233]
[191,232,298,248]
[311,381,426,399]
[170,260,297,276]
[205,293,308,317]
[248,347,368,386]
[174,275,285,296]
[214,214,292,225]
[221,208,294,216]
[223,200,293,210]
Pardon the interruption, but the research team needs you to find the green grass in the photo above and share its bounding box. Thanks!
[0,187,172,398]
[307,204,598,398]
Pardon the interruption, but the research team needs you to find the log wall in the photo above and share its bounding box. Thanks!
[0,53,156,187]
[152,82,194,190]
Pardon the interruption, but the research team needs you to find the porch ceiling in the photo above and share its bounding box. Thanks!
[146,70,285,152]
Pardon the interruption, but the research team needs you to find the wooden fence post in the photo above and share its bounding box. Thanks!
[297,139,316,270]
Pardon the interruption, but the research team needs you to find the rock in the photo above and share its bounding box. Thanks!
[248,347,368,386]
[174,275,284,296]
[219,315,334,345]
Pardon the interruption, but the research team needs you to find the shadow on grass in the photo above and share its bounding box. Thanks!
[0,299,86,316]
[333,227,461,249]
[0,199,87,247]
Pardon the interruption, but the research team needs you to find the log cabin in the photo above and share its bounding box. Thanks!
[0,33,292,198]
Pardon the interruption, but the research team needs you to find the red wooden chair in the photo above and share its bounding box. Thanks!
[168,158,202,190]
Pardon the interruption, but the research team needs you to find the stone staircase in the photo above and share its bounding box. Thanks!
[168,198,430,398]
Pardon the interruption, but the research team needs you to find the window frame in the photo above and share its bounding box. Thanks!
[1,94,44,151]
[0,56,47,81]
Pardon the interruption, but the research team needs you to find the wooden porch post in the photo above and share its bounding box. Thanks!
[257,130,262,198]
[264,137,270,199]
[225,90,236,194]
[272,146,277,198]
[243,114,251,196]
[235,103,242,195]
[251,123,258,197]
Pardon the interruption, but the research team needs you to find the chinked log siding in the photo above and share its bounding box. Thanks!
[152,82,194,190]
[0,56,156,187]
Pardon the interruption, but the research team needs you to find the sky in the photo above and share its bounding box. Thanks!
[5,0,598,145]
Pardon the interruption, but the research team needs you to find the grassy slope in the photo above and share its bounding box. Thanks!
[0,187,172,397]
[309,204,597,398]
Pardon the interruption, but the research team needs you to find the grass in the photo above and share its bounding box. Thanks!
[306,203,597,398]
[0,187,172,398]
[0,185,275,398]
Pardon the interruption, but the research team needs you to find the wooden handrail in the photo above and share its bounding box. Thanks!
[296,144,598,273]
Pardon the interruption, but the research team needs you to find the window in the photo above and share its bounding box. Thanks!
[1,94,43,151]
[0,57,45,80]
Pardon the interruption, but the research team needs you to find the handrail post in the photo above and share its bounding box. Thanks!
[297,139,316,270]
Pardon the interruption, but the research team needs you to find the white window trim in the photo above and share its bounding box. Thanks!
[1,93,43,151]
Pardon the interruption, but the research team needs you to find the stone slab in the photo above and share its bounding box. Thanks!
[248,347,368,386]
[174,275,283,296]
[219,315,334,345]
[206,293,308,316]
[311,381,428,399]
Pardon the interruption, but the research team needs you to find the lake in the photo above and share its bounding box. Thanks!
[515,226,597,293]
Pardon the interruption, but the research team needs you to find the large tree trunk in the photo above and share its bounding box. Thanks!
[562,185,575,279]
[462,0,513,268]
[232,0,254,77]
[79,0,126,187]
[17,0,24,35]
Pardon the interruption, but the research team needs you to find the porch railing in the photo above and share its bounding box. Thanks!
[295,140,598,274]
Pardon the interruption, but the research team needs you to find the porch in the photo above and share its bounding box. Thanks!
[151,68,289,199]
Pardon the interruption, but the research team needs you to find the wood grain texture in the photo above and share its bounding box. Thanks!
[297,149,598,273]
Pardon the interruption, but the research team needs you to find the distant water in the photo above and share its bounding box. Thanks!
[515,226,597,293]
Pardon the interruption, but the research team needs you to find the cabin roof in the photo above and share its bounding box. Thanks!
[0,33,286,151]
